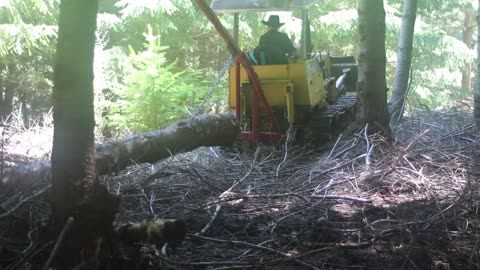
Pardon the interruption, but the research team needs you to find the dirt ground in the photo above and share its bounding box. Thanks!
[1,110,480,270]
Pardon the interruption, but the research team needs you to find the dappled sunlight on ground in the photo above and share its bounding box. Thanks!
[2,111,53,164]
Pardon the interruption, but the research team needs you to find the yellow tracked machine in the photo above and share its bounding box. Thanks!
[194,0,357,141]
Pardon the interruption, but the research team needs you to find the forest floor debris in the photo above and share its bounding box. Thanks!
[1,110,480,269]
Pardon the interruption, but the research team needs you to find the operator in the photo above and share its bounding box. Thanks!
[254,15,296,65]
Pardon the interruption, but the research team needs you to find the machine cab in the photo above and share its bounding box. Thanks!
[211,0,318,60]
[206,0,356,141]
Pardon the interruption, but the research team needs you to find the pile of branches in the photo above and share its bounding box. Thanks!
[1,111,480,269]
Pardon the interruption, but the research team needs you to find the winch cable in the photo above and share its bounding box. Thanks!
[193,0,282,134]
[189,56,233,117]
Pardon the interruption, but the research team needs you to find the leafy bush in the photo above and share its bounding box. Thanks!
[102,26,227,134]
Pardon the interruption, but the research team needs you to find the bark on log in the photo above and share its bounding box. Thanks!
[1,114,240,184]
[96,114,239,174]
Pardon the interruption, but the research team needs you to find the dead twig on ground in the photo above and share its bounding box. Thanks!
[310,194,372,203]
[189,234,321,270]
[197,148,262,235]
[378,128,431,182]
[0,185,51,220]
[42,217,74,270]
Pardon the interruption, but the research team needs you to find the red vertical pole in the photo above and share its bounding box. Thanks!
[235,56,241,120]
[251,86,260,140]
[192,0,282,139]
[237,57,281,133]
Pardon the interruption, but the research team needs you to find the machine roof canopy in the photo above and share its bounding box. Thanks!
[210,0,319,13]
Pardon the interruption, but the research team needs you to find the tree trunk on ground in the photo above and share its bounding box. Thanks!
[388,0,417,126]
[357,0,390,133]
[97,114,240,174]
[462,12,475,92]
[475,1,480,122]
[2,114,240,184]
[50,0,118,268]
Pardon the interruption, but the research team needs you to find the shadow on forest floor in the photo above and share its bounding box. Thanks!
[1,109,480,270]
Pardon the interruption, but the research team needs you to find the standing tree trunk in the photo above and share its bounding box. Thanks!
[357,0,390,133]
[0,64,15,122]
[50,0,118,267]
[1,84,13,122]
[475,1,480,122]
[462,12,475,92]
[389,0,417,126]
[20,93,28,127]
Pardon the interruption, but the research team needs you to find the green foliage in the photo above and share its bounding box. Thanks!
[408,8,475,109]
[312,8,357,55]
[0,0,58,125]
[106,26,213,133]
[411,70,461,110]
[310,0,476,110]
[418,0,475,14]
[0,24,56,57]
[0,0,58,56]
[107,0,228,71]
[2,0,477,134]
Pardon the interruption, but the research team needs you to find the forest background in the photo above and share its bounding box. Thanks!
[0,0,476,140]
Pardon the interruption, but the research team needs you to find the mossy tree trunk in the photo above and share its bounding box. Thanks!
[50,0,118,267]
[357,0,390,133]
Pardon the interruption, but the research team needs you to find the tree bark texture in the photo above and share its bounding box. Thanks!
[462,12,475,91]
[50,0,111,267]
[2,114,240,184]
[389,0,417,126]
[1,86,13,121]
[357,0,390,133]
[51,0,98,228]
[96,114,240,174]
[475,1,480,122]
[0,64,15,122]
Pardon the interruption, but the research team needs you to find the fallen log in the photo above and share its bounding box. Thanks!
[1,114,240,184]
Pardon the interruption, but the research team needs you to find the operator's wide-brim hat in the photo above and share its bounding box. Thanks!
[262,15,284,27]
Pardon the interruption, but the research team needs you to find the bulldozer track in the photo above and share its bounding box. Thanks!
[304,95,357,141]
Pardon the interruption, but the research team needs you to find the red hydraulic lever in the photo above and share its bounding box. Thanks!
[192,0,282,139]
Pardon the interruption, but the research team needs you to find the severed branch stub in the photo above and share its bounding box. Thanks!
[115,218,187,248]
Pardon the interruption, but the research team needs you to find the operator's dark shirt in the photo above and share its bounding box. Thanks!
[257,30,295,64]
